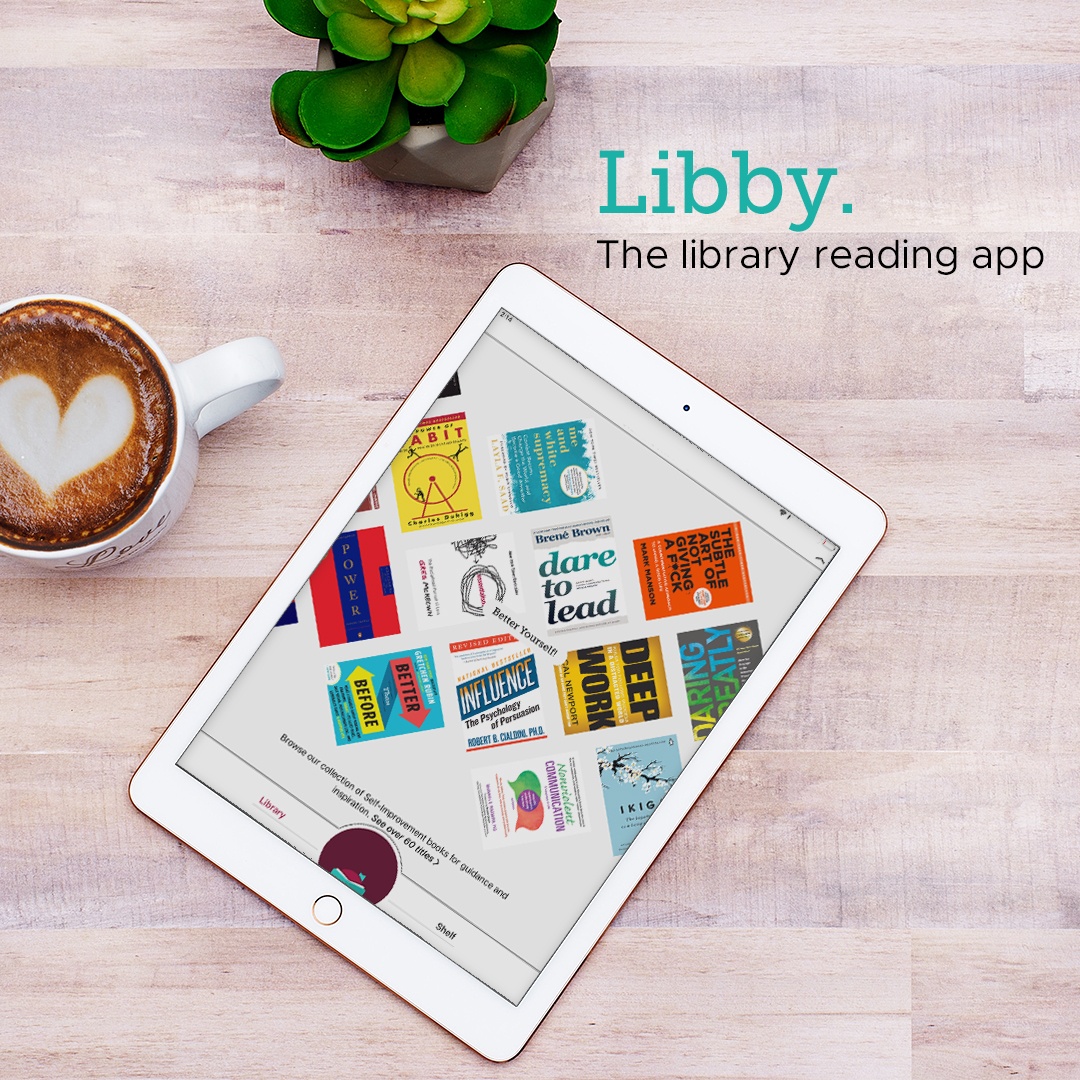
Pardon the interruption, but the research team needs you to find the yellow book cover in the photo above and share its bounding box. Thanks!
[556,636,671,735]
[391,411,481,533]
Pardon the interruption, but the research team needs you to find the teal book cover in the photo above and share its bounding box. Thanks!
[597,735,681,856]
[491,419,603,514]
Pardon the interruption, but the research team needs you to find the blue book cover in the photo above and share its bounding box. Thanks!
[678,620,763,742]
[597,735,681,856]
[326,647,442,746]
[491,419,603,514]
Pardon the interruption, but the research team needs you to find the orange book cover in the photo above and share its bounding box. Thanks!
[634,522,752,619]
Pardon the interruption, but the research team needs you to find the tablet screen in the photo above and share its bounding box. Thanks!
[178,311,838,1003]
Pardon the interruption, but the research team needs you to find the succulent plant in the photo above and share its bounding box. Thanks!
[265,0,559,159]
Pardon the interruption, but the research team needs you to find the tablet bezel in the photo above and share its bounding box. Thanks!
[130,263,886,1061]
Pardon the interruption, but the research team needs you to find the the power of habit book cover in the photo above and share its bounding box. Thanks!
[392,412,481,532]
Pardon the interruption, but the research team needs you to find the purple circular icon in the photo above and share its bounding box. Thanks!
[517,788,541,813]
[318,826,399,905]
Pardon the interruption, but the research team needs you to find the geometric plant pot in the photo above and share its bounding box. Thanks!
[316,40,554,193]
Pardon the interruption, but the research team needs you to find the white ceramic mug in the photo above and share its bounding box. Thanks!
[0,295,285,569]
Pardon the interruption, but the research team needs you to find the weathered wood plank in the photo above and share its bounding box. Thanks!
[1,68,1078,237]
[628,751,1080,930]
[0,579,272,754]
[0,927,911,1078]
[9,65,1077,410]
[0,754,285,929]
[742,575,1080,753]
[749,399,1080,578]
[2,576,1078,756]
[0,0,313,69]
[1,399,1074,580]
[5,751,1079,931]
[3,0,1080,67]
[0,231,1030,404]
[1020,279,1080,399]
[912,930,1080,1079]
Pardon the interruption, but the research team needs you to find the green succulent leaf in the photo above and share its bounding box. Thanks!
[362,0,409,24]
[264,0,328,38]
[408,0,469,23]
[314,0,377,16]
[461,44,545,123]
[321,92,411,159]
[457,12,558,59]
[298,50,403,149]
[488,0,554,31]
[270,70,322,146]
[388,16,438,41]
[437,0,491,42]
[328,11,394,58]
[443,66,515,143]
[398,37,466,106]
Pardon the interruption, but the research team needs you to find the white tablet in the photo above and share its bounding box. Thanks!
[130,264,886,1061]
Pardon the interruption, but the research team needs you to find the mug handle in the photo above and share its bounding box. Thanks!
[174,337,285,439]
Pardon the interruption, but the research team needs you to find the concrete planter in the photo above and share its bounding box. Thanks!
[316,41,554,193]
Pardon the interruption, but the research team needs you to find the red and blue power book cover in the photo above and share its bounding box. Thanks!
[310,526,400,647]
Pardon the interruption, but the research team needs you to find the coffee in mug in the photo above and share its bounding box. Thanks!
[0,295,284,569]
[0,298,177,549]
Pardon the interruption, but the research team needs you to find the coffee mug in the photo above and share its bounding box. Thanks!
[0,295,285,569]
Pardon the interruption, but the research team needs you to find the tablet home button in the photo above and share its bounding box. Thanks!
[312,895,343,926]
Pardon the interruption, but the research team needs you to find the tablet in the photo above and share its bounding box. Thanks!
[130,264,886,1061]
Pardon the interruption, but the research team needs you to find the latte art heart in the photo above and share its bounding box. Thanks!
[0,373,136,497]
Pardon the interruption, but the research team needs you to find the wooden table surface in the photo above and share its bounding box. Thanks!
[3,2,1080,1076]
